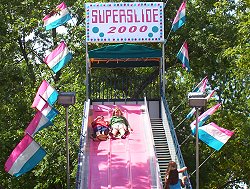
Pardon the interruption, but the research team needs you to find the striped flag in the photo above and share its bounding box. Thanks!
[192,76,208,92]
[32,80,58,108]
[44,41,72,74]
[35,96,59,121]
[206,89,216,100]
[190,103,221,134]
[186,107,196,119]
[177,41,190,72]
[198,122,234,151]
[186,89,216,119]
[172,1,186,32]
[5,134,46,177]
[25,111,53,137]
[43,2,72,30]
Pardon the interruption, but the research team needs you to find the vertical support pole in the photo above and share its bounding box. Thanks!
[161,42,166,95]
[85,42,89,100]
[65,106,70,189]
[161,2,166,96]
[195,107,199,189]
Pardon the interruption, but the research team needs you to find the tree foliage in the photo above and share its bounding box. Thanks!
[0,0,249,188]
[166,0,249,188]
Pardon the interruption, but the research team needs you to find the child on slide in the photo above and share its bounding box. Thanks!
[109,107,132,139]
[91,115,110,141]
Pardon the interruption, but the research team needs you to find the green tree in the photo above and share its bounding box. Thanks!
[0,0,85,188]
[167,0,249,188]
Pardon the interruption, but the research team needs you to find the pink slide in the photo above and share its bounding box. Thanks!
[88,104,156,189]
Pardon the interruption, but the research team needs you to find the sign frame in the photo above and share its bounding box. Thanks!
[85,2,164,43]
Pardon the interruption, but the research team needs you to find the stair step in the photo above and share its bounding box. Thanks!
[156,152,171,156]
[152,131,165,133]
[151,118,171,185]
[158,159,171,162]
[154,144,168,147]
[152,134,166,136]
[156,153,171,156]
[157,153,170,156]
[155,147,169,150]
[154,137,167,140]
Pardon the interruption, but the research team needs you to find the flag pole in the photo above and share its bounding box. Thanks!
[165,29,172,45]
[175,117,187,129]
[65,106,70,189]
[195,107,199,189]
[190,150,217,177]
[171,100,185,114]
[180,133,192,146]
[58,93,76,189]
[85,41,89,100]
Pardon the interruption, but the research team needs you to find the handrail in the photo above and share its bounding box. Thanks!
[75,99,91,189]
[160,92,192,189]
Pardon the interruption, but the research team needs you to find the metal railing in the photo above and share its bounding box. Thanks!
[75,99,90,189]
[161,92,192,189]
[90,74,160,101]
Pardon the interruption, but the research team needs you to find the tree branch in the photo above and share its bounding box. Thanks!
[17,35,36,84]
[218,179,243,189]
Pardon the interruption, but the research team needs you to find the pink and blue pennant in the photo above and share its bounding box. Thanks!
[177,41,190,72]
[186,107,196,119]
[25,111,53,137]
[172,1,186,32]
[205,89,216,100]
[192,76,208,92]
[5,134,46,177]
[35,95,59,121]
[190,103,221,134]
[43,2,72,31]
[198,122,234,151]
[32,80,58,108]
[44,41,72,74]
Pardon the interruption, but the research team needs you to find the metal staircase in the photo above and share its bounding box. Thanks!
[150,118,172,184]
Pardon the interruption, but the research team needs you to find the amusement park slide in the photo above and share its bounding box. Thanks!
[79,104,162,189]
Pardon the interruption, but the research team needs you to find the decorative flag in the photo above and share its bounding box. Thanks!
[43,2,72,30]
[206,89,216,100]
[192,76,208,92]
[186,108,196,119]
[5,134,46,177]
[190,103,221,134]
[172,1,186,32]
[177,41,190,72]
[32,80,58,108]
[198,122,234,151]
[44,41,72,74]
[25,111,53,137]
[35,95,59,121]
[186,89,216,119]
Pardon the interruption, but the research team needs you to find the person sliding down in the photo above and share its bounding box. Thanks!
[91,115,110,141]
[109,107,132,139]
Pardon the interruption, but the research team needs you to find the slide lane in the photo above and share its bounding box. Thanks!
[88,104,154,189]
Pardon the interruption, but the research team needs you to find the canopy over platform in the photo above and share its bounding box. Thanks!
[88,44,162,68]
